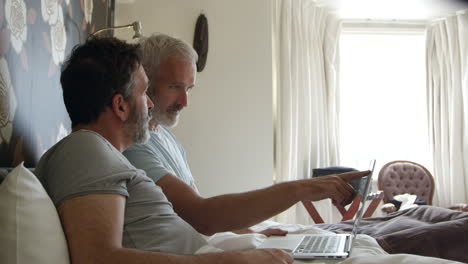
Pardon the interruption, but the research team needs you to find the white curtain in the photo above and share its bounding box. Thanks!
[273,0,342,224]
[426,10,468,208]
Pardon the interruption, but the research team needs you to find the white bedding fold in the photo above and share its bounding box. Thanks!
[195,221,462,264]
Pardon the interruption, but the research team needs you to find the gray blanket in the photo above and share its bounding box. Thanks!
[316,206,468,263]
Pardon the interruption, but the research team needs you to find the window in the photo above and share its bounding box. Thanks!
[338,27,432,174]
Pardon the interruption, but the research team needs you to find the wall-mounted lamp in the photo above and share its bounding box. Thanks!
[89,21,142,39]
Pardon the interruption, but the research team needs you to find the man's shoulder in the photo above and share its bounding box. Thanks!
[58,129,110,145]
[36,130,142,206]
[58,130,116,156]
[38,130,124,173]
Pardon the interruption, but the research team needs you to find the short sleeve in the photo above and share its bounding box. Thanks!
[124,144,172,183]
[36,131,136,207]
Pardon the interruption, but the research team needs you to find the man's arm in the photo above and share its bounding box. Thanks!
[58,193,292,264]
[158,171,369,235]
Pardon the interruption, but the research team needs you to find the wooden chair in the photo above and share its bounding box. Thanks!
[302,166,383,224]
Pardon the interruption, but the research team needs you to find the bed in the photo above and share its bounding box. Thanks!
[0,166,464,264]
[200,220,463,264]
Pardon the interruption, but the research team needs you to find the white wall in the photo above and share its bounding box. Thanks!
[115,0,274,197]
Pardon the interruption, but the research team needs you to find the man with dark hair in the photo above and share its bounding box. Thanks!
[60,38,142,128]
[35,37,294,264]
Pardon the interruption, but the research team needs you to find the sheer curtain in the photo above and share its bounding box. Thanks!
[273,0,342,224]
[426,10,468,207]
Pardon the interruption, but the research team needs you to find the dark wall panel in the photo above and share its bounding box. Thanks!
[0,0,113,167]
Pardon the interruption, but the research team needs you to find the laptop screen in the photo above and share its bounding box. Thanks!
[349,160,376,242]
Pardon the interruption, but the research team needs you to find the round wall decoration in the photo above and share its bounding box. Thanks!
[193,13,208,72]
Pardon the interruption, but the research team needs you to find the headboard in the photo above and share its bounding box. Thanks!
[0,1,114,168]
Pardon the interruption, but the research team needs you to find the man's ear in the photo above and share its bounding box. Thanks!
[111,94,130,122]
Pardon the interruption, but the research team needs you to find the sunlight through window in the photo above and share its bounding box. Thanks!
[338,31,432,174]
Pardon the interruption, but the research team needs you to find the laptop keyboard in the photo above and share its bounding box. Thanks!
[294,235,340,254]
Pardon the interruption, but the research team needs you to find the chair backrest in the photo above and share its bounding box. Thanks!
[378,160,434,205]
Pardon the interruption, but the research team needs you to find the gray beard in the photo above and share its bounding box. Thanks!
[150,105,179,129]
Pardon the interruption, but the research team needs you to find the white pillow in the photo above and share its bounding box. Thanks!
[0,163,70,264]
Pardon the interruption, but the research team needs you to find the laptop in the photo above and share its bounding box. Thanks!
[258,160,376,260]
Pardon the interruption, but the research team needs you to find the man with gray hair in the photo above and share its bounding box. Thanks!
[123,33,368,236]
[124,33,468,263]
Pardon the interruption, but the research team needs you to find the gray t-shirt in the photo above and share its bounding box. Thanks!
[35,130,207,254]
[123,126,197,190]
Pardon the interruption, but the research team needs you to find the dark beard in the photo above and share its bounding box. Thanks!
[125,102,150,144]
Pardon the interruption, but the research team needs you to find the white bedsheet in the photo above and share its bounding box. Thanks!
[195,221,462,264]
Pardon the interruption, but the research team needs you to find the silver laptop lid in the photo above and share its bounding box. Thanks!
[347,159,376,249]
